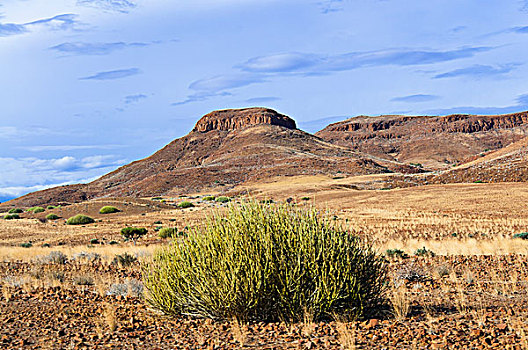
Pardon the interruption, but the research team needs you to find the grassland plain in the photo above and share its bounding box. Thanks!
[1,178,528,348]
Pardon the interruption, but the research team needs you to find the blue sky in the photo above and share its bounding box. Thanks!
[1,0,528,201]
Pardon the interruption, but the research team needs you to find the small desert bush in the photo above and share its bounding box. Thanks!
[46,205,56,210]
[158,227,178,239]
[8,208,23,214]
[99,206,120,214]
[20,242,32,248]
[3,214,20,220]
[112,253,137,267]
[35,251,68,264]
[178,201,194,209]
[203,196,215,201]
[414,247,436,257]
[27,206,45,213]
[46,213,60,220]
[120,227,147,240]
[513,232,528,240]
[144,201,387,322]
[215,196,230,203]
[107,279,143,298]
[66,214,95,225]
[385,249,408,259]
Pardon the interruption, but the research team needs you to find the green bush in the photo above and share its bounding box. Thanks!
[301,197,310,201]
[27,206,45,213]
[144,201,387,322]
[46,213,60,220]
[513,232,528,240]
[3,214,20,220]
[99,206,120,214]
[203,196,215,201]
[385,249,409,259]
[215,196,230,203]
[178,201,194,209]
[158,227,178,239]
[20,242,32,248]
[66,214,95,225]
[120,227,147,240]
[8,208,23,214]
[414,247,436,257]
[46,206,56,210]
[90,238,100,245]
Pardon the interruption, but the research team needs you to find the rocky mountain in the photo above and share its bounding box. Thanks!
[316,112,528,170]
[4,108,415,207]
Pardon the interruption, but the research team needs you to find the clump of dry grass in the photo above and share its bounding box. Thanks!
[389,286,411,320]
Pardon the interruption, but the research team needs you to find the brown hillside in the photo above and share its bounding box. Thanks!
[3,108,415,208]
[430,136,528,184]
[316,111,528,170]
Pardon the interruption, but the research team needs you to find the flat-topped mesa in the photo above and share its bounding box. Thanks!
[192,107,297,132]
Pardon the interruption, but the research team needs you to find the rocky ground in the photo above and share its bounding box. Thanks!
[2,254,528,349]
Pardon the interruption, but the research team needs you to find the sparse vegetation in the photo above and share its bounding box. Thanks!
[144,201,387,321]
[66,214,95,225]
[46,213,60,220]
[46,206,56,210]
[177,201,194,208]
[385,248,409,259]
[158,227,178,239]
[513,232,528,240]
[203,196,215,201]
[99,206,120,214]
[8,208,23,214]
[414,247,436,257]
[20,242,32,248]
[120,227,147,241]
[3,214,20,220]
[215,196,230,203]
[27,206,45,213]
[112,252,137,267]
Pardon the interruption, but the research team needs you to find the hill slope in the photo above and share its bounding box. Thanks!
[316,112,528,170]
[4,108,414,208]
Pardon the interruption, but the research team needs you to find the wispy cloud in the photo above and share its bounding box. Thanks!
[0,14,79,37]
[245,96,281,103]
[424,92,528,116]
[318,0,345,14]
[434,64,519,79]
[391,94,440,103]
[124,94,147,104]
[80,68,141,80]
[50,41,148,55]
[172,91,232,106]
[0,126,60,139]
[20,144,124,152]
[77,0,136,13]
[238,47,491,74]
[174,46,490,105]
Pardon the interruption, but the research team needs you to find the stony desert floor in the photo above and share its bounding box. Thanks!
[1,177,528,349]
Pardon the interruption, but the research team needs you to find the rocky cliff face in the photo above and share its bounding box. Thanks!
[316,111,528,170]
[192,108,296,132]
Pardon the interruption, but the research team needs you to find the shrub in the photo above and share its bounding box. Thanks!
[112,253,137,267]
[3,214,20,220]
[72,251,100,262]
[260,199,273,204]
[158,227,178,239]
[73,275,94,286]
[109,240,118,245]
[27,206,45,213]
[20,242,32,248]
[178,201,194,209]
[215,196,230,203]
[120,227,147,242]
[144,201,387,322]
[385,249,409,259]
[66,214,95,225]
[99,206,120,214]
[46,213,60,220]
[153,220,162,225]
[89,238,100,245]
[35,251,67,264]
[301,197,310,201]
[8,208,23,214]
[203,196,215,201]
[107,279,143,298]
[513,232,528,240]
[47,206,56,210]
[414,247,436,257]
